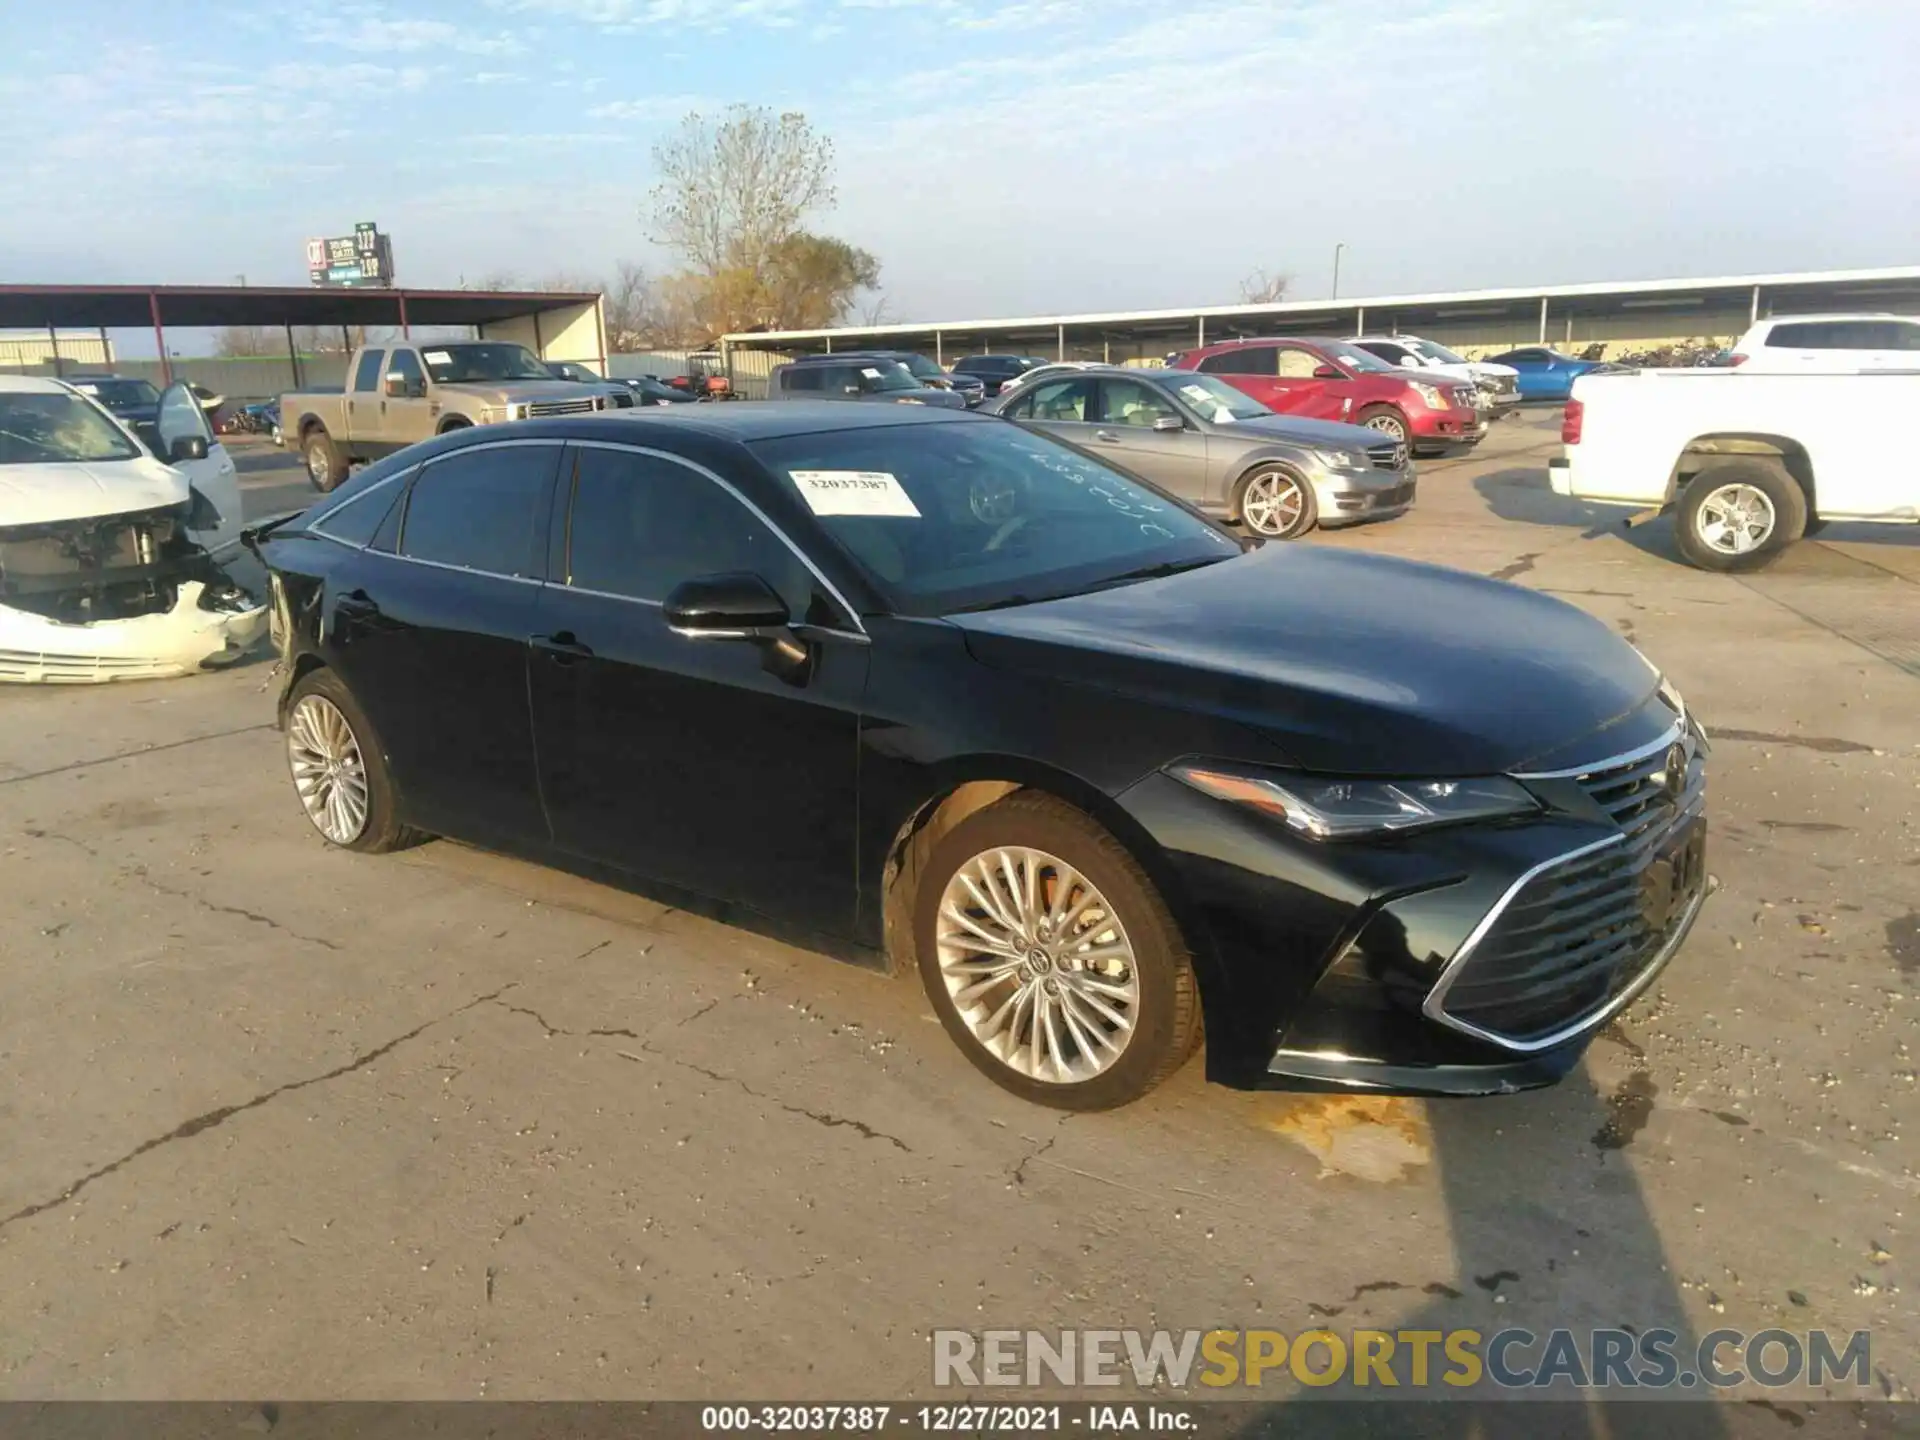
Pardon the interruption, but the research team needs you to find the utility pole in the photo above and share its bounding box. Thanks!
[1331,244,1346,300]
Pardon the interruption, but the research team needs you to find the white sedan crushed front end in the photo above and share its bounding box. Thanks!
[0,374,267,684]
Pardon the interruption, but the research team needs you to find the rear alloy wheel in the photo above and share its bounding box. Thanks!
[1236,467,1317,539]
[1674,460,1806,572]
[303,430,345,492]
[915,793,1200,1110]
[284,669,423,853]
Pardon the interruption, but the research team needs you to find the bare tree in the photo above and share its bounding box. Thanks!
[1238,269,1291,304]
[215,325,281,357]
[857,292,893,327]
[648,105,836,278]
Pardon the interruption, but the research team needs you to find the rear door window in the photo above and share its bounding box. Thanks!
[399,443,558,577]
[352,350,387,393]
[1021,378,1094,421]
[1198,347,1276,376]
[1096,378,1181,426]
[1274,347,1324,379]
[1768,320,1907,351]
[782,366,823,393]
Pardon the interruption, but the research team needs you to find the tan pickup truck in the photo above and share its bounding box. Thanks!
[282,340,622,491]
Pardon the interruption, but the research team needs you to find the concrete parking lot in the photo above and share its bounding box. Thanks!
[0,415,1914,1411]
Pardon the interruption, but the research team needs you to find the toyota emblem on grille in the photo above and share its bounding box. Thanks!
[1659,744,1687,803]
[1392,444,1408,468]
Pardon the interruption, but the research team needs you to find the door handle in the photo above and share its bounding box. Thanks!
[531,631,594,663]
[335,587,379,619]
[1093,430,1121,443]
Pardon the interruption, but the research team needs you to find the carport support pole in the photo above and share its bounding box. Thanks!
[286,323,302,389]
[934,330,943,365]
[1356,306,1365,335]
[45,324,61,378]
[1102,336,1110,364]
[1751,285,1761,324]
[150,292,171,385]
[397,291,411,338]
[1197,316,1206,349]
[1538,295,1549,344]
[1057,324,1065,361]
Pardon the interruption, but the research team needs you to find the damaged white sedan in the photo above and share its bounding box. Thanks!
[0,376,267,683]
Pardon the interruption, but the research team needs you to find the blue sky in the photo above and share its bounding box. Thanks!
[2,0,1915,325]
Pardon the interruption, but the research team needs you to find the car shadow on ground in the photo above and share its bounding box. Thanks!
[1219,1062,1732,1438]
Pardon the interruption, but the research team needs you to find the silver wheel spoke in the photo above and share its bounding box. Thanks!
[934,843,1140,1085]
[287,694,371,845]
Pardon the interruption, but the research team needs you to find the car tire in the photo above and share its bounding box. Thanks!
[1354,405,1410,446]
[1234,465,1318,539]
[284,668,425,854]
[303,429,346,492]
[914,791,1201,1111]
[438,418,472,435]
[1674,460,1806,572]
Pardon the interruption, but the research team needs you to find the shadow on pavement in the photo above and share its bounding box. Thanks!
[1219,1062,1735,1439]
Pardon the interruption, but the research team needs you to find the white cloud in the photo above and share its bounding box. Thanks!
[488,0,800,30]
[306,10,525,55]
[588,94,713,121]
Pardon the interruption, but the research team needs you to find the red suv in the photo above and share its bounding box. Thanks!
[1167,336,1484,455]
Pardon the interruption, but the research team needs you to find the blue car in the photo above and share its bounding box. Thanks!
[1480,347,1616,402]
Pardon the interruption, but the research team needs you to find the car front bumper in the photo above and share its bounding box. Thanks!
[1308,465,1417,527]
[1408,408,1487,448]
[1117,716,1709,1096]
[0,581,268,684]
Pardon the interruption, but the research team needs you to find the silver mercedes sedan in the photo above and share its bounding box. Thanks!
[990,366,1414,539]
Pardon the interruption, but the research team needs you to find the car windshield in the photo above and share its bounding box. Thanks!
[891,355,944,380]
[854,362,920,393]
[1159,373,1272,421]
[751,420,1240,618]
[68,378,160,412]
[1404,338,1470,365]
[0,391,143,465]
[1316,341,1397,374]
[419,343,554,383]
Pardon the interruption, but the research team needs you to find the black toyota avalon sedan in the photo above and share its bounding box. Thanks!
[248,404,1708,1110]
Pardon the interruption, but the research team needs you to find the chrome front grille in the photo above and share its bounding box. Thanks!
[526,398,596,418]
[1427,725,1707,1050]
[1366,441,1408,471]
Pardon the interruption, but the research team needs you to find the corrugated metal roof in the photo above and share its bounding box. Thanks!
[722,265,1920,346]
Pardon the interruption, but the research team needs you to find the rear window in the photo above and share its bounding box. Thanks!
[1766,320,1916,350]
[1198,347,1276,376]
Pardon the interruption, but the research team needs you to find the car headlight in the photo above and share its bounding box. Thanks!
[1411,381,1447,409]
[1311,447,1370,471]
[1169,761,1539,841]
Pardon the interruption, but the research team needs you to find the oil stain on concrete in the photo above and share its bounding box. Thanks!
[1261,1095,1433,1182]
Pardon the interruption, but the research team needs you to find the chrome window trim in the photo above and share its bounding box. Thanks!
[307,463,418,545]
[568,439,868,637]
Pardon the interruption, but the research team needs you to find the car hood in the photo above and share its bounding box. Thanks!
[950,545,1659,775]
[1469,361,1518,379]
[438,380,606,404]
[0,455,191,528]
[882,387,967,409]
[1225,413,1393,449]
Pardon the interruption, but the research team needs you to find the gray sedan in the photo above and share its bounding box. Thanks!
[991,366,1414,539]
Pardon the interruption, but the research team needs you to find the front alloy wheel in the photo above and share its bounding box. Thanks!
[935,846,1141,1084]
[1239,469,1314,539]
[914,792,1200,1109]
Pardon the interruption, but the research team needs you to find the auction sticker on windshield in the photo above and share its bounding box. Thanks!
[423,351,452,365]
[789,470,921,518]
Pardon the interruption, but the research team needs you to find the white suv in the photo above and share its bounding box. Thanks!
[1729,313,1920,371]
[1350,335,1521,416]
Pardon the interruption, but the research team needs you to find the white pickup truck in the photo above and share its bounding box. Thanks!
[1549,369,1919,570]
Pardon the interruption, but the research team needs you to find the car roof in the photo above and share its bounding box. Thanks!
[786,350,916,363]
[0,374,80,394]
[527,400,992,442]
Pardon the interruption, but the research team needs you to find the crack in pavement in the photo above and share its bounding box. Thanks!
[492,999,639,1041]
[0,983,518,1236]
[616,1041,912,1153]
[0,723,276,787]
[18,827,344,953]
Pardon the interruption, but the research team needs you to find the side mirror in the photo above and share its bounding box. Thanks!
[1152,415,1184,432]
[665,572,790,638]
[1312,364,1344,380]
[1399,357,1422,368]
[168,435,209,463]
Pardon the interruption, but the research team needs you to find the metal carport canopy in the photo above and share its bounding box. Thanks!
[0,283,604,381]
[720,264,1920,357]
